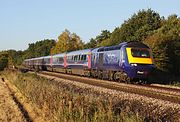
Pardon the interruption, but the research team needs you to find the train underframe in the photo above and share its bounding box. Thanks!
[30,65,149,84]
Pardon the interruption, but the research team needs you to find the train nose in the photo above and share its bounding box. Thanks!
[137,70,149,75]
[128,64,154,79]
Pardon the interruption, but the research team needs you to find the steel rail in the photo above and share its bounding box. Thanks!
[38,71,180,104]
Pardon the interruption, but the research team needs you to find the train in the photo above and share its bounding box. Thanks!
[23,41,154,83]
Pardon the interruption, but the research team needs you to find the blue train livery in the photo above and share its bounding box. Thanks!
[24,41,154,83]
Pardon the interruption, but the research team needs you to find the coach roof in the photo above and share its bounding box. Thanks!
[125,41,149,48]
[67,49,92,55]
[53,53,66,58]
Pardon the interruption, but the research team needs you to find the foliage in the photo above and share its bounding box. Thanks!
[7,50,24,66]
[84,30,111,48]
[84,38,97,49]
[108,9,162,46]
[96,30,111,46]
[1,8,179,76]
[0,52,8,70]
[174,82,180,87]
[3,70,180,121]
[84,9,179,76]
[0,39,55,68]
[3,71,141,121]
[144,15,180,74]
[23,39,56,59]
[51,29,84,54]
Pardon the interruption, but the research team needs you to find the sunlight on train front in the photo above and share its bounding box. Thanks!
[126,48,153,65]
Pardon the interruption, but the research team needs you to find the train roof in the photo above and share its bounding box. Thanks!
[53,53,66,58]
[91,41,149,53]
[124,41,149,48]
[24,57,44,61]
[91,45,123,53]
[24,41,149,62]
[43,55,51,59]
[67,49,92,55]
[91,47,101,53]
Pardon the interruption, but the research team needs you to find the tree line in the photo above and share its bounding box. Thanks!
[0,9,179,75]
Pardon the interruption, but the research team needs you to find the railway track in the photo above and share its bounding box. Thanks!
[37,71,180,104]
[141,84,180,93]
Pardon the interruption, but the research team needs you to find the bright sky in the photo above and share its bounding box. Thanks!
[0,0,179,51]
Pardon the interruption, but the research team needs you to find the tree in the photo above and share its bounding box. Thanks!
[84,30,111,48]
[24,39,56,59]
[7,50,24,66]
[0,52,8,70]
[84,38,97,49]
[96,30,111,46]
[69,33,84,51]
[51,29,84,54]
[144,14,180,74]
[109,9,162,45]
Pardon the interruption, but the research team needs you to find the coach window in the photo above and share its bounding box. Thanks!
[84,55,87,61]
[76,55,79,61]
[67,56,69,62]
[81,55,85,61]
[53,58,57,64]
[59,57,63,64]
[73,56,75,61]
[81,55,83,61]
[76,55,78,61]
[78,55,80,61]
[67,56,72,62]
[81,55,84,61]
[45,58,49,64]
[74,56,76,61]
[70,56,72,60]
[74,55,78,62]
[68,56,70,62]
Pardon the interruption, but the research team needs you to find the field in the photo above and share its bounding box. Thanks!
[1,70,180,122]
[0,78,26,122]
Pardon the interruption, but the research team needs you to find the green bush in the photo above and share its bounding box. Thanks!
[0,52,8,71]
[145,15,180,75]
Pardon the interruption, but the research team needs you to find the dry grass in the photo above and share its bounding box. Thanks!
[0,74,26,122]
[2,70,180,122]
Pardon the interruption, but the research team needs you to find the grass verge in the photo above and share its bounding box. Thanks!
[1,70,179,122]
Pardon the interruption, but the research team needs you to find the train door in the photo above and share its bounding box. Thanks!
[99,53,104,67]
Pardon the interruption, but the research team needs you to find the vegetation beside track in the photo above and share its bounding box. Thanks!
[0,9,179,80]
[174,82,180,87]
[1,70,180,122]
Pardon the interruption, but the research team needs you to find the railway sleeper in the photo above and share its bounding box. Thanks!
[84,69,91,77]
[91,69,98,78]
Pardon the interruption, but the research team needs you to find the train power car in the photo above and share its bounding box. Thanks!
[90,41,154,82]
[24,41,154,83]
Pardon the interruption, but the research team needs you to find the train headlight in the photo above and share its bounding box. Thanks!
[131,63,137,66]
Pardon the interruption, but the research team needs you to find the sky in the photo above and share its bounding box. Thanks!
[0,0,179,51]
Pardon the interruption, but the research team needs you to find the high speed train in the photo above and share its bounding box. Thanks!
[24,41,154,83]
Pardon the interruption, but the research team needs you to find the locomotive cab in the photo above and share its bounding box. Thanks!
[124,42,154,80]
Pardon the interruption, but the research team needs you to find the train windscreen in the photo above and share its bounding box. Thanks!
[131,48,150,58]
